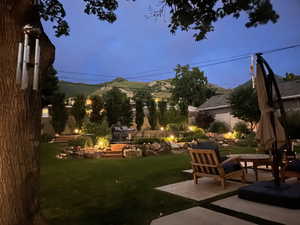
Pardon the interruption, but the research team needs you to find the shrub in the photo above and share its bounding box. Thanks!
[95,137,110,149]
[133,137,163,145]
[162,135,177,143]
[68,136,94,148]
[178,131,207,142]
[286,111,300,139]
[40,133,53,143]
[83,118,111,139]
[208,121,229,134]
[166,122,187,131]
[236,132,257,147]
[195,112,215,129]
[233,122,250,138]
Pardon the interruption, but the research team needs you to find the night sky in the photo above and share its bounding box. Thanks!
[43,0,300,88]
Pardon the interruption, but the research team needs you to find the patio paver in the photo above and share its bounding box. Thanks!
[213,184,300,225]
[150,207,256,225]
[156,178,246,201]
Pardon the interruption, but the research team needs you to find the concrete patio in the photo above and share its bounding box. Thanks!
[152,169,299,225]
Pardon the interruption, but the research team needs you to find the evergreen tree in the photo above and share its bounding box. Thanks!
[41,65,59,108]
[71,95,86,129]
[104,87,127,127]
[158,101,167,127]
[51,93,68,134]
[121,98,133,127]
[135,99,144,131]
[90,95,104,123]
[147,98,158,130]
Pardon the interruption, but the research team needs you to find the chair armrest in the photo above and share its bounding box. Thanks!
[221,156,240,166]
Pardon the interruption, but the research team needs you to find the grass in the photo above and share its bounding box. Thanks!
[40,143,260,225]
[40,143,196,225]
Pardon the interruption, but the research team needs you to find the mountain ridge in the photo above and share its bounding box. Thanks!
[58,78,231,98]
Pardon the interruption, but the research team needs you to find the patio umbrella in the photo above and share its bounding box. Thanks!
[255,62,286,151]
[255,54,288,185]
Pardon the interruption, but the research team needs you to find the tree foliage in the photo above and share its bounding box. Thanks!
[171,65,213,107]
[158,101,167,127]
[133,88,152,102]
[228,85,260,128]
[120,98,133,127]
[208,121,229,134]
[135,99,144,131]
[104,87,132,127]
[40,0,279,41]
[147,98,158,130]
[165,105,186,125]
[89,95,104,123]
[41,65,59,108]
[71,95,86,129]
[51,93,68,134]
[195,111,215,130]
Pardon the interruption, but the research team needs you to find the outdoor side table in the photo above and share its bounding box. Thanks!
[228,154,271,181]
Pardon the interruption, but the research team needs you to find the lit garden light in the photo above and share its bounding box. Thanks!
[74,129,79,134]
[223,131,238,140]
[188,126,197,132]
[160,127,164,131]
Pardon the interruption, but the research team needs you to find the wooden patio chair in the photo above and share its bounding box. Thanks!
[188,147,245,188]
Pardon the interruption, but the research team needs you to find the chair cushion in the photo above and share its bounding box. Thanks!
[189,142,221,161]
[223,162,242,174]
[286,160,300,172]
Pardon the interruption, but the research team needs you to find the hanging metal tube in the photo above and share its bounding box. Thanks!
[33,38,40,90]
[21,34,29,90]
[16,42,23,85]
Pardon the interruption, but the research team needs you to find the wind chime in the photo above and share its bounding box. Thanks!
[16,24,41,90]
[16,0,42,90]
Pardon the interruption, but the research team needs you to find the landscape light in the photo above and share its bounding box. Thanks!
[74,129,79,134]
[160,127,164,131]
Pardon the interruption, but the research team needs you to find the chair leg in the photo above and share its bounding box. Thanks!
[193,175,198,184]
[241,170,246,183]
[221,178,225,189]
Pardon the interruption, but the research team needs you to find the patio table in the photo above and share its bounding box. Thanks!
[228,154,271,181]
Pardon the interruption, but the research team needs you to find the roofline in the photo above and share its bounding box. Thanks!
[198,94,300,111]
[281,94,300,100]
[198,104,230,111]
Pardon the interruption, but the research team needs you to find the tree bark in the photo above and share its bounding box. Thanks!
[0,1,55,225]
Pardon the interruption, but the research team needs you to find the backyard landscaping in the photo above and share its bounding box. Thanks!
[40,142,266,225]
[40,143,196,225]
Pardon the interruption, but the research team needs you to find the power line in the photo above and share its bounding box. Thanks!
[57,43,300,82]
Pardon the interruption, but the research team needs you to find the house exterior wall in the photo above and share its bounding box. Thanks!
[283,98,300,112]
[190,106,244,130]
[207,107,244,130]
[192,97,300,130]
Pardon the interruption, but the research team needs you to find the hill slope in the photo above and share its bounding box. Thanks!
[59,77,230,99]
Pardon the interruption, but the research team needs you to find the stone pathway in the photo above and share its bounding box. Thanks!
[214,194,300,225]
[152,170,299,225]
[151,207,256,225]
[156,178,245,201]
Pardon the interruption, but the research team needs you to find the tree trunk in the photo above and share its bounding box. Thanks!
[0,1,54,225]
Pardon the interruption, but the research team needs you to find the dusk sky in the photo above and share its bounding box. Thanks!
[43,0,300,88]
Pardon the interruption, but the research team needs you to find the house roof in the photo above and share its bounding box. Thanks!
[278,80,300,97]
[198,79,300,111]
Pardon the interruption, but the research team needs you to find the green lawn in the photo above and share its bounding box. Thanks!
[40,143,297,224]
[40,143,196,225]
